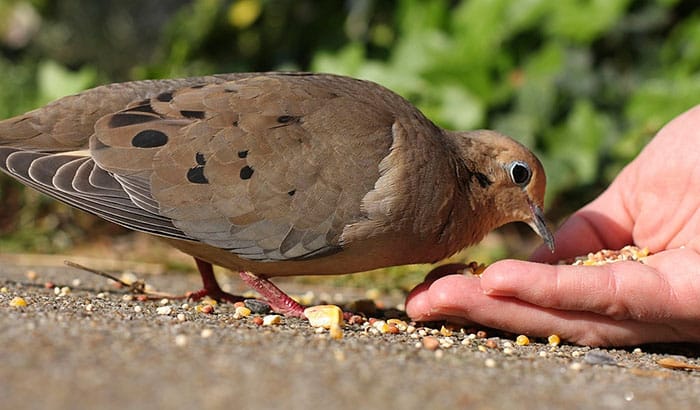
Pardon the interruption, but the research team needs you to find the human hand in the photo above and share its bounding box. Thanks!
[405,105,700,346]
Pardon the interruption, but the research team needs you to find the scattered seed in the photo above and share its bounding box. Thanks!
[434,350,444,359]
[657,357,700,370]
[348,315,365,325]
[304,305,344,329]
[201,328,214,338]
[71,278,81,287]
[85,304,94,312]
[234,306,252,319]
[485,339,498,349]
[477,345,487,352]
[387,319,408,331]
[262,314,282,326]
[548,334,561,346]
[9,297,27,307]
[97,292,107,299]
[156,306,172,316]
[177,313,186,322]
[122,294,134,302]
[329,324,343,340]
[372,320,390,333]
[133,306,142,313]
[197,304,214,314]
[252,316,264,326]
[476,330,487,338]
[159,298,170,306]
[25,270,38,280]
[44,282,55,289]
[484,358,497,368]
[516,335,530,346]
[119,272,138,285]
[503,347,514,355]
[440,326,453,337]
[422,336,440,351]
[0,287,8,293]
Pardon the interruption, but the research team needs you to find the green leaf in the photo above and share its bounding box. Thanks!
[37,60,96,104]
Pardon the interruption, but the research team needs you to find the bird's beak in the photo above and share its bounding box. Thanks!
[527,200,555,252]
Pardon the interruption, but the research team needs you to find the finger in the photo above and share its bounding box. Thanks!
[531,185,635,263]
[405,274,682,346]
[480,259,685,322]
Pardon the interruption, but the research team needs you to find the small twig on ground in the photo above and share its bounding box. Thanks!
[64,260,178,299]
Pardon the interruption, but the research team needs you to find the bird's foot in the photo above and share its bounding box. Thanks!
[185,287,245,304]
[188,257,245,304]
[238,271,306,318]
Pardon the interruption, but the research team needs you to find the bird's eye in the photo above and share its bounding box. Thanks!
[508,161,531,187]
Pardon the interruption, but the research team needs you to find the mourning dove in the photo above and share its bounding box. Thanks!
[0,72,554,316]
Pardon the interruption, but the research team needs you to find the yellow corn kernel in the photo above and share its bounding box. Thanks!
[516,335,530,346]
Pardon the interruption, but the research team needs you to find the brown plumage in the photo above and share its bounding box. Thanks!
[0,72,553,315]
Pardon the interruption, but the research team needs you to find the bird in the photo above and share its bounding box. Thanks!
[0,72,554,316]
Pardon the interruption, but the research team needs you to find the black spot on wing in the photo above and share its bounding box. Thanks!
[128,103,157,114]
[240,165,254,180]
[109,113,158,128]
[180,110,205,119]
[131,130,168,148]
[156,91,173,102]
[187,166,208,184]
[188,152,208,184]
[237,150,248,159]
[287,189,296,196]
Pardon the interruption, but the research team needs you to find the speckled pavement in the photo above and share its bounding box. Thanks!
[1,263,699,410]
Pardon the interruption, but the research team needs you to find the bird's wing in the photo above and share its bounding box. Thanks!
[2,74,396,261]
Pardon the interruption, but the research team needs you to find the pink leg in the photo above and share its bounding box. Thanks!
[187,258,245,304]
[239,271,306,317]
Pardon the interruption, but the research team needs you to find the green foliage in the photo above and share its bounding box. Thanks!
[1,0,699,253]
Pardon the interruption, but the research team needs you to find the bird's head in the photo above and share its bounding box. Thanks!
[447,129,555,252]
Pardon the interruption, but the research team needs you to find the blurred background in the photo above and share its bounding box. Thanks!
[0,0,698,289]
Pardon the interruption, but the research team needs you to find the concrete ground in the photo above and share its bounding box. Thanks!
[1,263,699,410]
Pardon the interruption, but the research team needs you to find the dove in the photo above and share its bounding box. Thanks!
[0,72,554,316]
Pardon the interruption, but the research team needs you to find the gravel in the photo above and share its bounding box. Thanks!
[2,264,700,410]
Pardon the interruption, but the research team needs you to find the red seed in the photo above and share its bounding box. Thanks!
[348,315,365,325]
[252,316,263,326]
[422,336,440,351]
[476,330,487,339]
